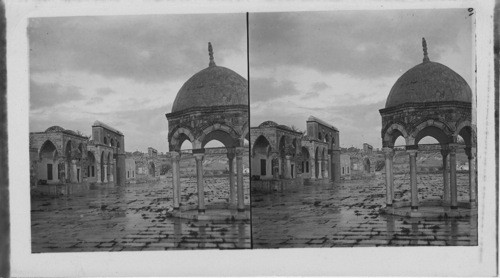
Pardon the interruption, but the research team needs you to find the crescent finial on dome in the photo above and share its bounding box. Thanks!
[422,37,430,63]
[208,42,216,67]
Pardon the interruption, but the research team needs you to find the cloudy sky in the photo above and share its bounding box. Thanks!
[29,13,247,153]
[249,9,473,149]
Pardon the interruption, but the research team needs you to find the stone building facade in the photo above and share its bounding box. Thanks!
[29,121,126,186]
[363,143,373,154]
[340,154,351,179]
[125,158,136,180]
[250,121,303,180]
[148,147,158,157]
[250,116,341,182]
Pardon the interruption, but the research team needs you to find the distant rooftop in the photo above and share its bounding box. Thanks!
[92,120,123,135]
[307,116,338,131]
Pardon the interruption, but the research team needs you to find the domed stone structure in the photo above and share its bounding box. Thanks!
[166,43,249,219]
[45,126,65,133]
[379,38,476,217]
[385,61,472,108]
[171,66,248,113]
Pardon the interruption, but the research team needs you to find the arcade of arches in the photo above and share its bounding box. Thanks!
[29,121,126,187]
[166,43,249,216]
[250,116,341,183]
[379,38,476,216]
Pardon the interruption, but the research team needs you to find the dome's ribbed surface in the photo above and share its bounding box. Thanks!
[171,65,248,113]
[45,126,65,133]
[386,61,472,108]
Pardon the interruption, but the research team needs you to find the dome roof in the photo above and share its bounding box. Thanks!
[171,43,247,113]
[259,121,279,128]
[64,129,77,135]
[45,126,65,133]
[385,38,472,108]
[171,66,248,113]
[385,62,472,108]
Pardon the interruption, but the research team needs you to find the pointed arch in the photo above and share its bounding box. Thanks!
[412,120,453,145]
[198,123,239,148]
[38,139,58,160]
[169,126,196,151]
[382,122,410,147]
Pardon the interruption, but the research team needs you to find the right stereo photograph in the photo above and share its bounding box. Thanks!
[248,9,477,248]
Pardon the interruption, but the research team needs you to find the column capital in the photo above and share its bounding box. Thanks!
[448,143,460,153]
[382,147,394,157]
[285,155,292,160]
[227,147,236,160]
[235,147,246,157]
[440,145,450,157]
[407,149,418,156]
[169,151,181,161]
[193,153,204,161]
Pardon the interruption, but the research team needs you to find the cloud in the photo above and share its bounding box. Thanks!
[30,80,84,109]
[86,96,103,105]
[250,77,300,102]
[96,87,116,95]
[311,81,330,91]
[249,9,472,79]
[29,13,246,83]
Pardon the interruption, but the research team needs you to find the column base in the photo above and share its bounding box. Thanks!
[411,206,418,211]
[198,209,205,214]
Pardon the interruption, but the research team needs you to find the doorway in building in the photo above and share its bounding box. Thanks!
[260,159,266,176]
[47,164,53,180]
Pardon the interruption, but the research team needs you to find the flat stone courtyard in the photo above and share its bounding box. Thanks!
[251,173,477,248]
[31,177,251,252]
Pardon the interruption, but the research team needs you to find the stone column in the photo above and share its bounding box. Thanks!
[440,147,450,204]
[449,145,458,209]
[64,161,69,183]
[236,147,245,212]
[327,154,332,180]
[71,160,77,183]
[109,159,115,182]
[310,157,316,180]
[96,161,102,183]
[271,152,279,179]
[103,164,108,183]
[465,147,476,205]
[227,149,236,205]
[408,150,418,211]
[383,147,394,206]
[170,152,181,210]
[194,153,205,213]
[285,155,292,179]
[318,158,322,179]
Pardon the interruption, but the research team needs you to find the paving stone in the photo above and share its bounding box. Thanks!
[252,173,476,248]
[31,178,250,252]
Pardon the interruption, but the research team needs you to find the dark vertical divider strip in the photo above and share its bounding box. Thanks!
[246,12,253,250]
[494,2,499,276]
[0,0,9,277]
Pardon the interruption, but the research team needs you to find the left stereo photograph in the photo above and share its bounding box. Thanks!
[28,13,251,252]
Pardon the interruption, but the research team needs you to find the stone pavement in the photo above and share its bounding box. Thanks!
[31,177,250,252]
[251,173,477,248]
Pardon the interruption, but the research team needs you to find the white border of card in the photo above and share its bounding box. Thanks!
[7,0,496,276]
